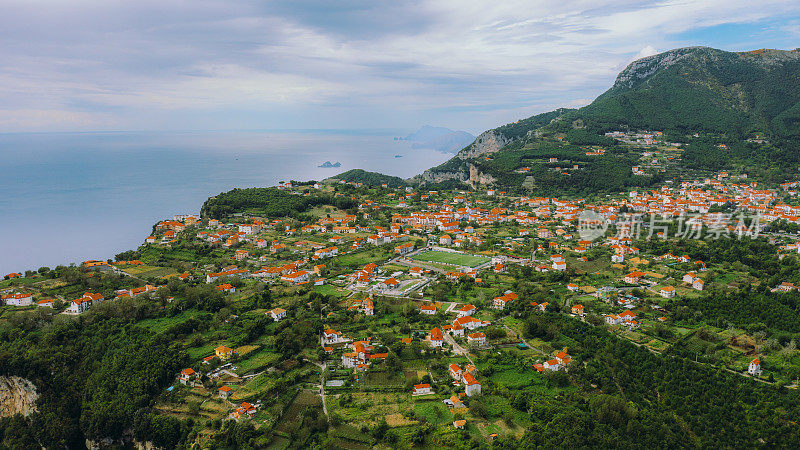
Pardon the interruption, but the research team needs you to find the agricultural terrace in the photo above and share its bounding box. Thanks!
[409,250,490,268]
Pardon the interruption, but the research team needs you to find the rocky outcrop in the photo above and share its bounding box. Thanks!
[468,164,495,187]
[456,130,509,160]
[0,375,38,418]
[415,129,509,186]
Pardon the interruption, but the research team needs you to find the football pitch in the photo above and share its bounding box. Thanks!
[409,250,490,268]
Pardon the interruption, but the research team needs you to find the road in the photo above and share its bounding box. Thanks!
[444,332,474,367]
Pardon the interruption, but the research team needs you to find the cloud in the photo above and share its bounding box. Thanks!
[634,45,659,60]
[1,0,799,132]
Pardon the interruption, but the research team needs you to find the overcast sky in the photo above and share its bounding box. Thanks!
[2,0,799,134]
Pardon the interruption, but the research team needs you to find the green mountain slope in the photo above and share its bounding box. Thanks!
[563,47,800,137]
[415,46,800,192]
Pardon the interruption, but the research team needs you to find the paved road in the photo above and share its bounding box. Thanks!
[444,332,474,367]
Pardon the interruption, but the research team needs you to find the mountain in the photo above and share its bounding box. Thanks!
[413,47,800,192]
[562,47,800,137]
[403,125,475,153]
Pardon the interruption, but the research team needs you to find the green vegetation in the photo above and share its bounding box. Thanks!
[200,187,357,219]
[327,169,408,188]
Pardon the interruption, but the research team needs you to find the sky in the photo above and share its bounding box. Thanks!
[2,0,800,135]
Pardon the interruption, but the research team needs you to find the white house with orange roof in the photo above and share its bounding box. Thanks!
[268,308,287,322]
[420,304,437,315]
[463,372,481,396]
[428,327,444,347]
[659,286,676,298]
[457,304,477,317]
[748,358,762,376]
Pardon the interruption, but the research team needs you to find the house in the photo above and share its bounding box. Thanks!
[571,304,584,316]
[748,358,762,376]
[37,299,56,308]
[467,332,486,347]
[428,327,444,347]
[453,420,466,429]
[2,293,33,306]
[229,402,257,420]
[413,383,432,395]
[445,395,465,409]
[380,278,400,290]
[449,363,463,381]
[682,272,697,284]
[463,372,481,396]
[543,359,561,371]
[692,279,704,290]
[66,295,96,314]
[552,261,567,271]
[217,283,236,294]
[395,242,414,254]
[362,299,374,316]
[234,250,249,261]
[268,308,287,322]
[179,368,196,385]
[215,345,235,360]
[492,292,518,310]
[409,266,424,277]
[218,386,233,399]
[567,283,579,292]
[439,235,452,245]
[323,329,344,345]
[281,270,310,284]
[624,271,646,284]
[420,304,437,315]
[457,304,477,317]
[659,286,676,298]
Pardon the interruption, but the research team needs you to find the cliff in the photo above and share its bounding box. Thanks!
[0,375,38,418]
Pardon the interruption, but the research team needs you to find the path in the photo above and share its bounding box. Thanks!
[315,362,329,418]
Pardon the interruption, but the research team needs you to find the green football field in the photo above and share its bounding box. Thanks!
[409,250,490,268]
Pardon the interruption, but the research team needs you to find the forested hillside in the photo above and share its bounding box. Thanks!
[327,169,408,188]
[201,187,357,219]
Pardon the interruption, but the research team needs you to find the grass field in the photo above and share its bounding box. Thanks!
[409,250,490,268]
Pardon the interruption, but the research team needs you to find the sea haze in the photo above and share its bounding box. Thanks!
[0,130,451,274]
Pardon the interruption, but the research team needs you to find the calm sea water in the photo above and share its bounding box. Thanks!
[0,130,450,274]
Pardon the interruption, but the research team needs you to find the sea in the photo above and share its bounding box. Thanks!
[0,130,452,275]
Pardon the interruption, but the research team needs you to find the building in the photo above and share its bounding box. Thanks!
[268,308,287,322]
[323,329,344,345]
[624,271,646,284]
[1,293,33,306]
[179,368,196,385]
[428,327,444,347]
[457,304,477,317]
[659,286,676,298]
[571,304,584,316]
[218,386,233,399]
[449,363,463,381]
[543,359,561,371]
[467,332,486,347]
[215,345,235,360]
[413,383,432,395]
[420,304,437,315]
[463,372,481,396]
[748,358,762,376]
[281,270,310,284]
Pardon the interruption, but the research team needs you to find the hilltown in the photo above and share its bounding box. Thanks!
[3,169,800,444]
